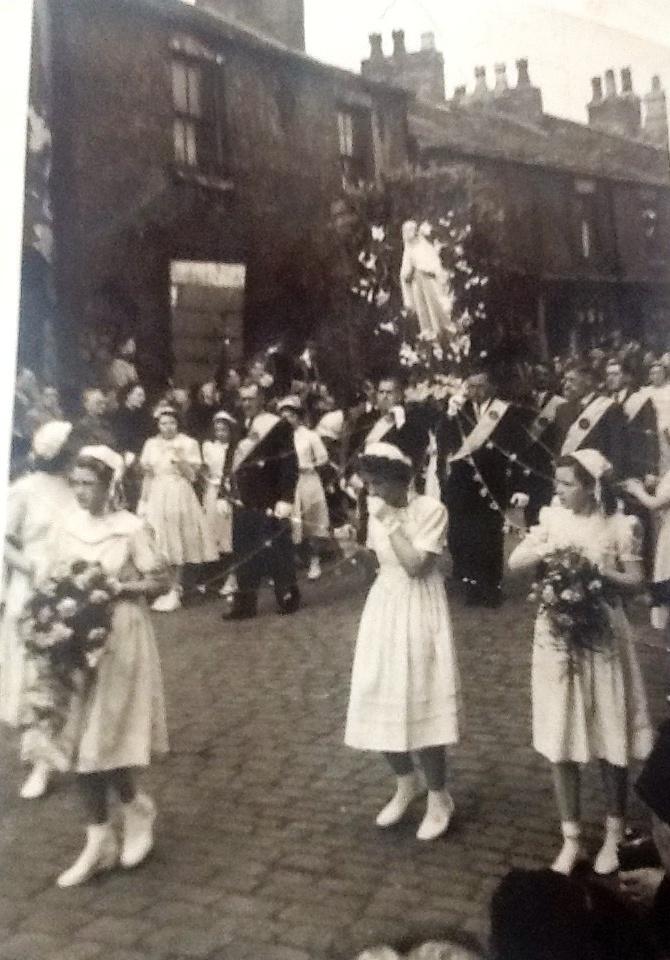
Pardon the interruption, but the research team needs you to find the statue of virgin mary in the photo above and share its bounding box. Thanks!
[400,220,454,340]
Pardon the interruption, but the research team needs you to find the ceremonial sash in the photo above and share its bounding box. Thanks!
[232,412,280,470]
[527,395,564,443]
[364,406,406,447]
[561,396,614,455]
[450,398,510,462]
[624,387,653,424]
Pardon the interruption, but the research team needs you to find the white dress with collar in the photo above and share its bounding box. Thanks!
[345,494,461,752]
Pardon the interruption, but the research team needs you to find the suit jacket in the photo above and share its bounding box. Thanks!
[623,392,659,478]
[517,393,565,498]
[230,414,298,511]
[555,394,626,476]
[437,399,526,507]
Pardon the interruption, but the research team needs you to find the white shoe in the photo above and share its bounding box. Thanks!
[57,824,118,888]
[20,761,50,800]
[307,558,322,581]
[219,575,238,598]
[593,816,625,875]
[151,589,181,613]
[416,789,455,841]
[120,792,156,868]
[551,822,586,875]
[376,774,423,828]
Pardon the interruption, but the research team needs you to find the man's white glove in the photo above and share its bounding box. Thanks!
[274,500,294,520]
[510,492,529,509]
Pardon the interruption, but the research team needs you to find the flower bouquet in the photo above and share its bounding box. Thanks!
[529,547,613,658]
[22,561,116,740]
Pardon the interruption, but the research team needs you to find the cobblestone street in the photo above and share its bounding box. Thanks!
[0,557,668,960]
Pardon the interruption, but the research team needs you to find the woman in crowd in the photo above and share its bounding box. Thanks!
[0,421,77,799]
[278,396,330,581]
[202,410,238,595]
[187,381,220,443]
[139,407,217,611]
[509,451,653,875]
[344,442,460,841]
[106,335,139,394]
[112,383,155,511]
[37,447,169,887]
[624,471,670,634]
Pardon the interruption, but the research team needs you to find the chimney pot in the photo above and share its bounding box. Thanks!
[516,58,530,87]
[604,68,617,97]
[651,75,662,93]
[621,66,633,94]
[453,84,466,104]
[420,31,435,52]
[392,29,406,57]
[590,76,603,102]
[368,32,383,60]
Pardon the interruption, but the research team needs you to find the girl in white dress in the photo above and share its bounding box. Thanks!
[624,470,670,633]
[509,451,653,876]
[344,442,461,841]
[39,447,169,888]
[0,421,77,800]
[202,411,239,597]
[139,407,217,611]
[278,397,331,581]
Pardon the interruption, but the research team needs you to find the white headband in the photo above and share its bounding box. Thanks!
[79,445,125,480]
[570,449,612,481]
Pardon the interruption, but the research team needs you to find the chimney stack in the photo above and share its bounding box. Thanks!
[368,33,384,63]
[516,58,530,88]
[494,63,509,96]
[643,75,669,152]
[590,76,603,103]
[604,68,617,98]
[473,65,488,99]
[392,29,406,58]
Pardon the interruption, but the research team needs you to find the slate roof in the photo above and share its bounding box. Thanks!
[411,98,670,186]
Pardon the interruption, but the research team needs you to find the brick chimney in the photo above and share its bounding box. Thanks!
[192,0,305,50]
[368,33,384,64]
[392,29,406,59]
[361,28,446,102]
[588,67,641,139]
[643,75,669,151]
[494,63,509,96]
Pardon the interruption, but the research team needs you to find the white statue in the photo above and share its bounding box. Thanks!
[400,220,453,340]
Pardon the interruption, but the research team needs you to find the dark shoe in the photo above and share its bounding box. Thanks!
[222,594,258,621]
[276,586,300,615]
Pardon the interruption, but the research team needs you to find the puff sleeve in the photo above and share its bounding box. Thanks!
[508,505,554,569]
[411,498,448,555]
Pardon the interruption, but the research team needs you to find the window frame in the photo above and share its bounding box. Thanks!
[336,103,375,188]
[170,47,228,176]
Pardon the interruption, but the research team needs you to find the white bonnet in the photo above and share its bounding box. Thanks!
[32,420,72,461]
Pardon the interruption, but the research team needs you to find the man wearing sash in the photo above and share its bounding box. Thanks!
[555,363,626,475]
[438,368,526,607]
[519,364,565,526]
[620,374,659,576]
[222,382,300,620]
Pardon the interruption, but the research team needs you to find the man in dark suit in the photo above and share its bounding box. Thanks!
[518,364,565,526]
[438,369,526,607]
[555,363,626,475]
[223,382,300,620]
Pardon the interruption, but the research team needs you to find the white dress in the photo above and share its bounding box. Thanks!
[202,440,233,555]
[513,505,653,766]
[345,494,461,752]
[24,508,169,773]
[139,434,217,566]
[293,425,330,543]
[0,472,76,727]
[652,471,670,586]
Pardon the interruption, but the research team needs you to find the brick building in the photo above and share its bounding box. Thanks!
[363,32,670,354]
[21,0,410,390]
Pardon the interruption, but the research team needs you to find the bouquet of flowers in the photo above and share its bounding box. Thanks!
[22,561,117,737]
[529,548,613,657]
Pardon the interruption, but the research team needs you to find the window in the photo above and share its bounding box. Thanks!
[574,179,598,262]
[171,52,226,174]
[337,106,374,188]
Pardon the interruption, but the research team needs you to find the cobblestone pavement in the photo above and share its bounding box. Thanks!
[0,555,668,960]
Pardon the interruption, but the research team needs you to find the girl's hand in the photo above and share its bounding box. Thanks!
[622,479,644,497]
[106,577,124,598]
[367,495,397,523]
